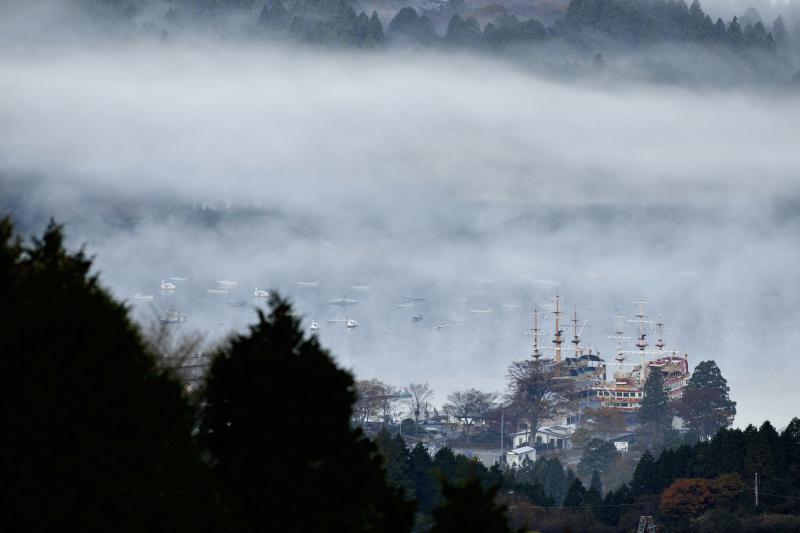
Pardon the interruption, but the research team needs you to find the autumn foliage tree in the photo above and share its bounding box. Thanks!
[659,478,715,518]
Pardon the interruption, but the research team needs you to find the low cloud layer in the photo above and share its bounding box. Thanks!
[2,42,799,428]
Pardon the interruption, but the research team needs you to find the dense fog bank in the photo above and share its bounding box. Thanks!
[2,43,799,427]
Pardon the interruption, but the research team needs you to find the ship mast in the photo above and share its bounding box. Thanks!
[609,312,630,377]
[531,306,542,360]
[655,318,666,351]
[551,293,564,364]
[628,300,652,385]
[571,306,582,357]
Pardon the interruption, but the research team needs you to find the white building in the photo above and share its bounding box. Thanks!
[505,446,536,467]
[509,424,575,450]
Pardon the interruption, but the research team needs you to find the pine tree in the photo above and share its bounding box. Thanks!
[365,11,385,47]
[590,470,603,494]
[198,295,415,532]
[630,450,659,495]
[578,438,619,478]
[687,0,707,40]
[639,369,672,444]
[772,15,789,48]
[409,443,439,512]
[430,477,510,533]
[727,16,744,48]
[674,360,736,439]
[0,219,221,532]
[562,477,586,507]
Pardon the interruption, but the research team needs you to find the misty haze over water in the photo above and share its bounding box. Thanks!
[2,2,800,429]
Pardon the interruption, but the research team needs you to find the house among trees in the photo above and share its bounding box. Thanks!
[505,445,536,467]
[510,424,576,451]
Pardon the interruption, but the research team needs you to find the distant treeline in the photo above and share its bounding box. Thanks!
[95,0,800,55]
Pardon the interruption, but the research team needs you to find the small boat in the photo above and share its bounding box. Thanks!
[160,310,186,324]
[132,293,154,302]
[254,288,270,299]
[207,288,229,295]
[160,280,176,292]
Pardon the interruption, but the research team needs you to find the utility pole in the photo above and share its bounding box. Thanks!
[754,472,759,509]
[500,407,505,456]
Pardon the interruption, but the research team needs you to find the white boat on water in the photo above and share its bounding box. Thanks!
[160,310,186,324]
[207,288,229,295]
[160,280,176,292]
[132,293,154,302]
[254,288,270,299]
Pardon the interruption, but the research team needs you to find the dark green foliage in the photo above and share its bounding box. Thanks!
[675,362,736,439]
[511,456,565,504]
[589,470,603,494]
[409,443,439,512]
[772,15,789,48]
[388,7,437,45]
[375,429,415,495]
[563,467,577,503]
[562,477,586,507]
[0,219,221,532]
[630,450,659,494]
[639,368,672,443]
[198,295,414,532]
[727,16,744,48]
[258,0,288,31]
[782,418,800,490]
[445,14,481,47]
[480,14,548,49]
[577,438,619,478]
[430,477,510,533]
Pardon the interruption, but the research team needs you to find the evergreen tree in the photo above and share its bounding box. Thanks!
[712,17,727,43]
[258,0,288,30]
[365,11,385,47]
[590,469,603,494]
[444,14,481,47]
[562,477,586,507]
[781,418,800,490]
[375,429,414,495]
[687,0,707,40]
[198,295,414,532]
[562,468,577,503]
[638,369,672,444]
[674,360,736,439]
[430,477,510,533]
[0,219,221,532]
[409,443,438,512]
[772,15,789,48]
[578,438,620,478]
[630,450,659,494]
[433,447,458,481]
[727,16,744,48]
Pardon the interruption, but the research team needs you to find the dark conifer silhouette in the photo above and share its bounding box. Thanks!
[198,294,415,532]
[0,218,221,532]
